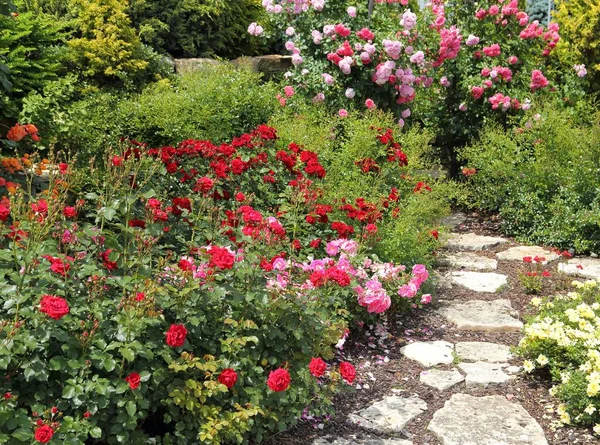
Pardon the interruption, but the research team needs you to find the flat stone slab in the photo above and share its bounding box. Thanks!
[313,438,412,445]
[400,341,454,367]
[441,212,467,229]
[458,362,514,387]
[437,300,523,332]
[420,369,465,391]
[438,252,498,271]
[496,246,559,264]
[348,396,427,433]
[428,394,548,444]
[558,258,600,280]
[455,342,512,363]
[446,233,508,251]
[449,271,508,293]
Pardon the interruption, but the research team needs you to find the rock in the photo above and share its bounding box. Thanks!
[505,365,522,375]
[313,437,411,445]
[420,369,465,391]
[458,362,514,387]
[558,258,600,280]
[434,271,453,290]
[440,212,467,229]
[496,246,559,264]
[437,300,523,332]
[448,271,508,293]
[173,58,220,74]
[400,341,454,367]
[231,55,292,77]
[455,342,512,363]
[438,252,498,271]
[428,394,548,444]
[348,396,427,433]
[446,233,508,251]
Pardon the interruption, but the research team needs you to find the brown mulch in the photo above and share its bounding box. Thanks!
[263,212,597,445]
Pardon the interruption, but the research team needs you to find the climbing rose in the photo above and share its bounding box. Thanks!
[207,246,235,270]
[34,425,54,443]
[39,295,69,320]
[267,368,290,391]
[309,358,327,377]
[218,368,238,389]
[125,372,141,390]
[339,362,356,384]
[530,69,549,91]
[166,324,187,347]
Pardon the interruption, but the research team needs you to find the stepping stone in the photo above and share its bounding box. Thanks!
[438,252,498,271]
[420,369,465,390]
[348,396,427,433]
[313,438,412,445]
[400,341,454,367]
[496,246,559,264]
[458,362,514,387]
[437,300,523,332]
[428,394,547,444]
[446,233,508,251]
[455,342,512,363]
[558,258,600,280]
[441,212,467,229]
[448,271,508,293]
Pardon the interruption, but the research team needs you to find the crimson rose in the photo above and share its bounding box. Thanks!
[34,425,54,443]
[125,372,141,390]
[339,362,356,384]
[166,324,187,347]
[218,368,238,389]
[39,295,69,320]
[308,358,327,378]
[267,368,290,392]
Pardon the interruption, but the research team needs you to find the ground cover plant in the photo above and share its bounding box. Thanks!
[0,121,439,443]
[518,279,600,435]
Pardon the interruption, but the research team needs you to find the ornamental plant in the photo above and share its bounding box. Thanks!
[251,0,450,125]
[0,123,434,443]
[518,280,600,436]
[517,255,551,294]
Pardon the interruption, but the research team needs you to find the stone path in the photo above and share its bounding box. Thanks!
[309,216,600,445]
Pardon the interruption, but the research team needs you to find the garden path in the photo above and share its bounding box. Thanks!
[299,213,600,445]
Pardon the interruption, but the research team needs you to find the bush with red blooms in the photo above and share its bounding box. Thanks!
[0,124,437,444]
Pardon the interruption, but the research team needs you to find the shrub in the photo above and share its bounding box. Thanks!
[128,0,270,59]
[518,280,600,435]
[67,0,166,86]
[527,0,552,25]
[0,123,436,442]
[460,100,600,253]
[553,0,600,91]
[21,64,279,161]
[0,6,67,120]
[270,106,463,267]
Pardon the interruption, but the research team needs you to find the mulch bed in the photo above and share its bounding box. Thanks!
[263,212,597,445]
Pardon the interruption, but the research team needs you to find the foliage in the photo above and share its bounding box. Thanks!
[67,0,166,86]
[0,121,437,442]
[18,64,279,162]
[128,0,269,59]
[527,0,552,24]
[553,0,600,91]
[518,280,600,435]
[460,99,600,253]
[270,105,463,267]
[0,7,67,121]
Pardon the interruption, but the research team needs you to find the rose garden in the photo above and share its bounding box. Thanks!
[0,0,599,443]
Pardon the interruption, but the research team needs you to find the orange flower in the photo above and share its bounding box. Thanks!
[6,124,28,142]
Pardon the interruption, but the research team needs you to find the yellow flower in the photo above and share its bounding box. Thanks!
[560,412,571,424]
[523,360,535,373]
[530,297,542,307]
[587,381,600,397]
[594,424,600,435]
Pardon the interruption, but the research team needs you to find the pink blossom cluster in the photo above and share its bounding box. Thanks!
[434,25,462,67]
[574,64,587,78]
[530,69,549,91]
[397,264,429,298]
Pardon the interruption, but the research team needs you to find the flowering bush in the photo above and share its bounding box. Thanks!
[0,123,434,443]
[518,280,600,436]
[518,255,552,294]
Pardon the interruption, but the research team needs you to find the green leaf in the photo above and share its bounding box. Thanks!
[90,427,102,439]
[63,386,76,399]
[119,347,135,362]
[125,401,136,417]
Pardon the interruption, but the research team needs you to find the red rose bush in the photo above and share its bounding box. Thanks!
[0,123,437,443]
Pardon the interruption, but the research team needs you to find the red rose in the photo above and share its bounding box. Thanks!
[339,362,356,384]
[308,358,327,377]
[267,368,290,392]
[430,230,439,240]
[63,206,77,218]
[39,295,69,320]
[207,246,235,270]
[194,176,214,193]
[125,372,141,390]
[166,324,187,347]
[112,156,123,167]
[218,368,238,389]
[0,205,10,222]
[34,425,54,443]
[309,239,321,249]
[83,411,91,418]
